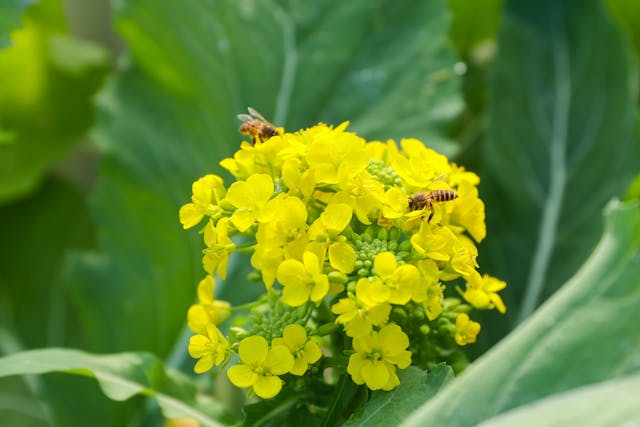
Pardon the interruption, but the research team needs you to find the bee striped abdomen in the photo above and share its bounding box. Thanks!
[429,189,458,202]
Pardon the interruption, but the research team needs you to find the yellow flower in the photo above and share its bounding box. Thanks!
[331,174,385,225]
[305,123,369,185]
[347,324,411,391]
[380,187,408,221]
[188,323,231,374]
[202,217,234,279]
[308,203,352,241]
[372,252,421,305]
[220,142,256,179]
[272,324,322,376]
[390,139,451,189]
[187,276,232,335]
[412,259,444,320]
[179,174,226,229]
[227,335,294,399]
[276,250,329,306]
[328,241,357,274]
[282,158,315,198]
[226,174,274,232]
[332,278,391,337]
[252,197,309,288]
[444,235,478,280]
[410,222,458,262]
[448,180,486,243]
[463,272,507,314]
[454,313,481,345]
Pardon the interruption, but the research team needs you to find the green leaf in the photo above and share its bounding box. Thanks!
[70,0,462,356]
[0,0,110,202]
[0,179,95,349]
[476,373,640,427]
[400,200,640,427]
[0,348,231,427]
[482,0,640,326]
[0,0,25,48]
[344,365,453,427]
[0,178,143,427]
[448,0,504,57]
[604,0,640,59]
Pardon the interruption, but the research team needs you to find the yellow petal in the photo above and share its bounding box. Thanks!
[329,242,357,274]
[290,358,308,376]
[179,203,204,229]
[283,283,310,307]
[227,365,257,388]
[309,276,329,302]
[194,355,214,374]
[283,324,306,349]
[321,203,352,233]
[361,361,389,390]
[373,252,397,279]
[304,341,322,364]
[230,209,256,232]
[276,259,306,287]
[197,275,215,304]
[238,335,268,364]
[253,375,283,399]
[266,346,295,375]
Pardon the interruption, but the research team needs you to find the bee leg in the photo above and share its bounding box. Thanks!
[427,211,434,222]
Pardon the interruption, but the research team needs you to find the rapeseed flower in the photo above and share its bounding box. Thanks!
[180,117,507,399]
[227,335,294,399]
[347,324,411,390]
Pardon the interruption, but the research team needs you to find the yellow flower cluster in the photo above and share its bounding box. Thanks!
[180,121,506,399]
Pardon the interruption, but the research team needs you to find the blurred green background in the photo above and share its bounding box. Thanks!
[1,0,639,426]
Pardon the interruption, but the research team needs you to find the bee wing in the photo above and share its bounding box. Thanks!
[237,114,254,122]
[247,107,268,122]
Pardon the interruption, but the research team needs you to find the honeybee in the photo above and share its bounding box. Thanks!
[408,189,458,222]
[237,107,279,145]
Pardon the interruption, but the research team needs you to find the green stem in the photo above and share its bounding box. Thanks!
[231,299,265,312]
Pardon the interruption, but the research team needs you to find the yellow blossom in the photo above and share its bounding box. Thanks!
[202,217,234,279]
[454,313,481,346]
[390,139,451,189]
[187,276,231,335]
[226,174,274,232]
[347,324,411,391]
[179,174,226,229]
[410,222,458,262]
[448,180,486,242]
[308,203,352,241]
[372,252,421,304]
[188,323,231,374]
[305,123,369,185]
[252,197,309,288]
[463,272,507,313]
[227,335,294,399]
[276,250,329,306]
[272,325,322,375]
[332,278,391,337]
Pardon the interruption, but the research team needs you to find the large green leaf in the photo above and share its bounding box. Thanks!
[0,179,94,349]
[477,374,640,427]
[400,200,640,427]
[0,178,147,427]
[0,0,110,202]
[0,0,25,48]
[0,348,231,427]
[343,365,453,427]
[68,0,462,357]
[604,0,640,58]
[481,0,639,327]
[448,0,503,57]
